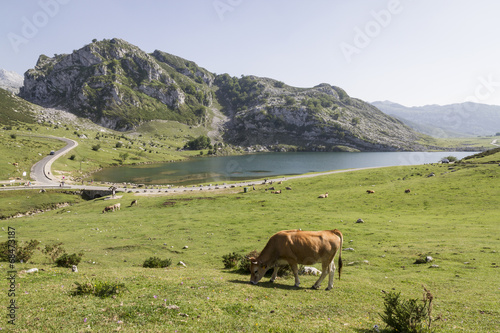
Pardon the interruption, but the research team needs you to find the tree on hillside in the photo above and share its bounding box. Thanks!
[184,135,212,150]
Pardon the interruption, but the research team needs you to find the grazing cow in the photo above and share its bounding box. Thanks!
[102,205,115,213]
[318,192,328,198]
[405,189,411,193]
[130,199,138,206]
[286,186,292,190]
[366,190,375,194]
[113,203,121,211]
[274,190,282,194]
[249,229,343,290]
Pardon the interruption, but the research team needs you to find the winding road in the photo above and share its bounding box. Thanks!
[30,136,78,185]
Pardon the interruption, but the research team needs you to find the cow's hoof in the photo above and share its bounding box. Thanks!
[311,285,320,290]
[325,287,332,291]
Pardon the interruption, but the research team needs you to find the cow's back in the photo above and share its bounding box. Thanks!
[267,230,341,265]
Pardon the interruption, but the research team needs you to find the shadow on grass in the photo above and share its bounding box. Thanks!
[228,279,317,291]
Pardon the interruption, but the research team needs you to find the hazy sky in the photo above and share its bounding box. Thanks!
[2,0,500,107]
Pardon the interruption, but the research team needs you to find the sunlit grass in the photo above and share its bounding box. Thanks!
[1,155,498,332]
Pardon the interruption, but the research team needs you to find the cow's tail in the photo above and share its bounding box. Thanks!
[333,229,343,280]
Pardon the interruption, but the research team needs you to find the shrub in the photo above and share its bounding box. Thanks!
[143,256,172,268]
[222,252,243,269]
[72,279,128,298]
[10,134,17,139]
[69,154,76,160]
[91,144,101,151]
[379,287,434,333]
[0,239,39,263]
[42,242,66,263]
[55,252,83,267]
[239,250,260,272]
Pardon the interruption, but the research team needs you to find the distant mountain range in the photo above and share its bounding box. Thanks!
[372,101,500,137]
[0,69,23,94]
[12,38,423,152]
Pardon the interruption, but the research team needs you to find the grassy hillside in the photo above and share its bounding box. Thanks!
[0,120,208,182]
[0,154,498,332]
[0,88,37,125]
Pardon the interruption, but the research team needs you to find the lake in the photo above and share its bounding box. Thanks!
[90,151,478,186]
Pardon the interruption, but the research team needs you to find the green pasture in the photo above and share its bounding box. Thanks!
[0,154,498,332]
[0,133,65,181]
[0,121,205,182]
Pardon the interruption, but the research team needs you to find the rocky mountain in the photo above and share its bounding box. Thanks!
[372,100,500,137]
[0,69,23,94]
[19,38,422,151]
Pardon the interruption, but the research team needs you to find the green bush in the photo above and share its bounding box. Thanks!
[379,287,434,333]
[184,135,211,150]
[0,239,39,263]
[222,252,243,269]
[91,144,101,151]
[55,252,83,267]
[42,242,66,263]
[142,256,172,268]
[72,279,128,298]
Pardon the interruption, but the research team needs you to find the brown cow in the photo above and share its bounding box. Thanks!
[249,229,343,290]
[318,192,329,198]
[102,205,114,213]
[130,199,138,206]
[366,190,375,194]
[405,189,411,193]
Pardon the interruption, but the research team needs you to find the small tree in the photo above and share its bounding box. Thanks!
[379,287,434,333]
[92,144,101,151]
[42,242,66,263]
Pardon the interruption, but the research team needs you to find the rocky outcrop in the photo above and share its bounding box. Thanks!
[220,78,421,151]
[20,38,193,130]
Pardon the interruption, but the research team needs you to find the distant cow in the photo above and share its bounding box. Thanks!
[113,203,121,211]
[249,229,343,290]
[130,199,138,206]
[102,205,115,213]
[366,190,375,194]
[318,192,329,198]
[405,189,411,193]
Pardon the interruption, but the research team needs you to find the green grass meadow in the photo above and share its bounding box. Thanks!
[0,155,499,332]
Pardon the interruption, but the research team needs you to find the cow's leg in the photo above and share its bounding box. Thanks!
[290,263,300,287]
[312,261,331,290]
[326,260,336,290]
[270,266,279,283]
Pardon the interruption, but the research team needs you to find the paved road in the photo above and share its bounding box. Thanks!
[30,136,78,185]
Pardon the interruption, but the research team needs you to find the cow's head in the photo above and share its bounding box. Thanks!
[249,257,269,285]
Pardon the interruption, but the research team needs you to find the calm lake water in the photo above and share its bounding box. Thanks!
[91,151,477,186]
